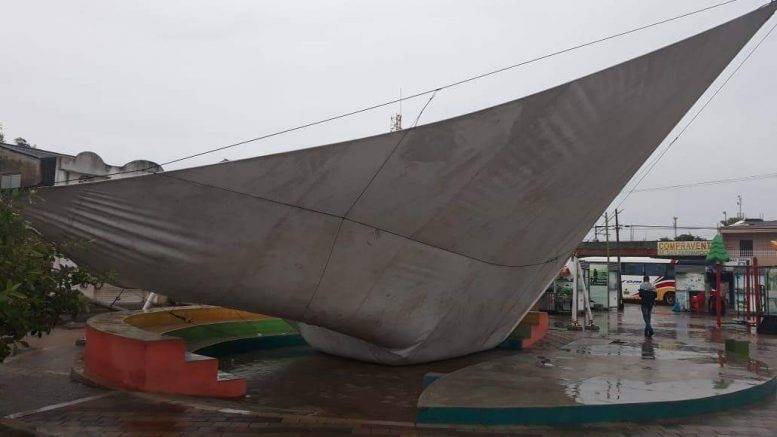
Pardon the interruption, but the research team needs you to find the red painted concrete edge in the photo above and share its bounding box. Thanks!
[520,312,549,349]
[84,323,245,398]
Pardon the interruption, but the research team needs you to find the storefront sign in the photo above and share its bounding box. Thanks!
[657,240,710,256]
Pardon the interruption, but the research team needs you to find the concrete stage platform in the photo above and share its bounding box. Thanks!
[417,329,775,426]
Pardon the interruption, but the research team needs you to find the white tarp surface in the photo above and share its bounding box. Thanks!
[22,4,776,364]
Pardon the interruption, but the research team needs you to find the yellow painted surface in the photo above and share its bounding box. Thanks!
[125,306,270,334]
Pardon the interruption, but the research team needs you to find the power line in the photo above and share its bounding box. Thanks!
[626,224,719,230]
[45,0,746,187]
[633,170,777,192]
[592,224,719,230]
[612,13,777,211]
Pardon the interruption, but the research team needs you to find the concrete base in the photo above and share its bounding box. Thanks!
[83,323,246,398]
[498,311,549,350]
[79,306,292,399]
[417,336,775,425]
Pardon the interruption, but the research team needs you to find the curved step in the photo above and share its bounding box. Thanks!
[82,309,246,398]
[498,311,549,350]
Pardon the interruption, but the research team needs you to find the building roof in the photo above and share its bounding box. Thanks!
[576,240,658,257]
[580,256,673,264]
[0,142,73,159]
[721,219,777,233]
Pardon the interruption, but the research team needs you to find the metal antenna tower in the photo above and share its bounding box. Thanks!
[390,88,403,132]
[737,195,743,219]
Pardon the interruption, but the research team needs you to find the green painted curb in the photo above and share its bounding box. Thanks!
[417,377,776,426]
[195,334,307,357]
[164,319,294,343]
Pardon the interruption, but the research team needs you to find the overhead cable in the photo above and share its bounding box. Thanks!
[46,0,746,187]
[633,170,777,192]
[611,14,777,211]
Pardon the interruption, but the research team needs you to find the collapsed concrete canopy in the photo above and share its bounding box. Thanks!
[22,4,776,364]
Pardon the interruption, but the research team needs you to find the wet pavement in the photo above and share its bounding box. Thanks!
[0,327,104,417]
[419,336,771,409]
[1,305,776,435]
[222,345,518,422]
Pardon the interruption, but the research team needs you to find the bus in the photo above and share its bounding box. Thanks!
[581,257,677,305]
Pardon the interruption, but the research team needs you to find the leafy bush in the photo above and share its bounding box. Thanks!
[1,191,99,361]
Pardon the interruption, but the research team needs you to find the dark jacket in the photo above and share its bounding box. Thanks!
[638,281,657,306]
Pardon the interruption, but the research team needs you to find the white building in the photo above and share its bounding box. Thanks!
[2,142,165,307]
[0,142,162,188]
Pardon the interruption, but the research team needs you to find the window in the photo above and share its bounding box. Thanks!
[1,173,21,189]
[623,263,645,276]
[644,263,668,277]
[739,240,753,257]
[623,262,667,277]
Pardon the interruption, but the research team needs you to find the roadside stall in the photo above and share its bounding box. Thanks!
[584,260,610,310]
[538,264,574,313]
[674,262,706,312]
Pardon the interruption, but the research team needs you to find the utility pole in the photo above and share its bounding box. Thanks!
[605,212,611,308]
[615,209,624,310]
[673,216,678,239]
[604,213,610,253]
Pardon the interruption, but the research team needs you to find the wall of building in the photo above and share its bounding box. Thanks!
[56,152,161,184]
[0,147,42,187]
[723,232,777,266]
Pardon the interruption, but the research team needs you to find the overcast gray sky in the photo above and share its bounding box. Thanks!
[1,0,775,240]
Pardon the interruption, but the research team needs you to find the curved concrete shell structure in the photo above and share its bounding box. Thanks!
[22,5,776,364]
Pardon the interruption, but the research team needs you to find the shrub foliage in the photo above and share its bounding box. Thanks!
[1,192,98,361]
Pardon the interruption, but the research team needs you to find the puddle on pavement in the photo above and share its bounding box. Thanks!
[561,338,718,360]
[565,375,763,405]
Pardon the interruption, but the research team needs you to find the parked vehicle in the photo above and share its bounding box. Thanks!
[581,257,677,305]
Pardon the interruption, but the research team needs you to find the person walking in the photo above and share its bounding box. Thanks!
[638,275,657,337]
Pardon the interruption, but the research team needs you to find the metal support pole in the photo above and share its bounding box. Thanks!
[571,256,579,325]
[583,266,595,326]
[754,257,761,326]
[745,262,751,323]
[568,255,584,331]
[615,209,624,310]
[715,263,722,328]
[604,212,611,309]
[604,213,610,258]
[577,259,598,330]
[143,292,157,311]
[735,272,740,322]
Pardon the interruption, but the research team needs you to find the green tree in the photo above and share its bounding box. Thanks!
[720,217,740,226]
[0,192,99,361]
[0,122,4,143]
[705,234,730,264]
[674,233,705,241]
[14,137,29,147]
